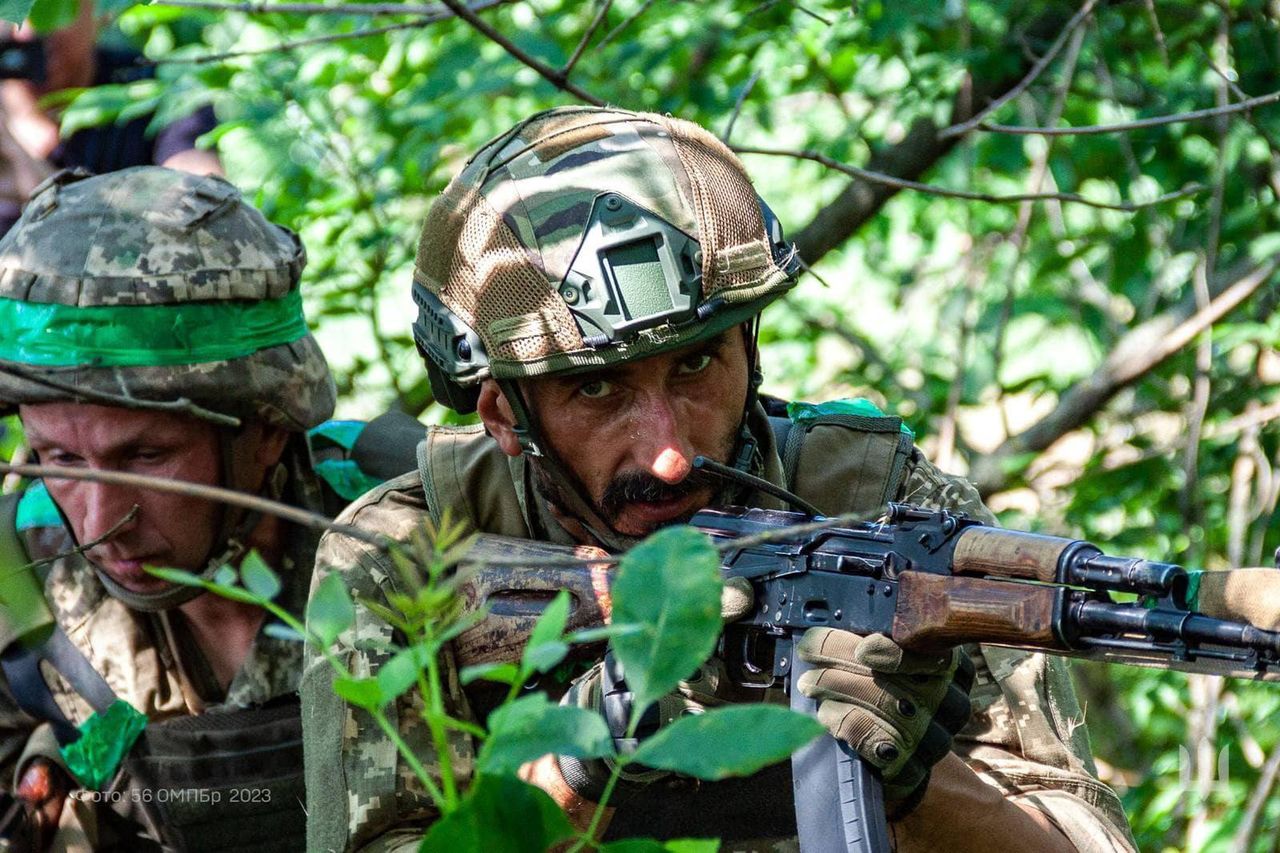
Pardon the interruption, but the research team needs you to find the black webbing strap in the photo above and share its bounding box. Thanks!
[1,627,118,746]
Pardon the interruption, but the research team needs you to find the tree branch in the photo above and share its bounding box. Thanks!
[0,362,241,428]
[151,0,477,15]
[149,0,513,65]
[940,0,1099,140]
[980,86,1280,136]
[786,6,1081,267]
[734,145,1204,212]
[969,260,1277,496]
[721,68,761,143]
[437,0,606,105]
[24,505,139,572]
[0,462,389,550]
[561,0,614,77]
[597,0,655,49]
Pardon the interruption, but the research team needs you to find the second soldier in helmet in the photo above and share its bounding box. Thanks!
[0,166,341,851]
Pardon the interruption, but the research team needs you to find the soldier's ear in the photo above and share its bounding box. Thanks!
[476,380,522,457]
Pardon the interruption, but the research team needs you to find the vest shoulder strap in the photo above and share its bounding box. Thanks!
[418,425,532,538]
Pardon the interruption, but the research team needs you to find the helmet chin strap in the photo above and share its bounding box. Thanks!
[503,320,766,553]
[83,432,286,612]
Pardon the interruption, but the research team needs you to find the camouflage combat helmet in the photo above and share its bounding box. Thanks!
[412,106,800,419]
[0,166,335,610]
[0,166,335,431]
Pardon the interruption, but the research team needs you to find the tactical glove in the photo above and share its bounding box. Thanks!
[556,577,755,801]
[795,628,974,815]
[1191,568,1280,630]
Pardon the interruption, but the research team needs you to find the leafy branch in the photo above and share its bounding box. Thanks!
[437,0,606,106]
[735,145,1205,212]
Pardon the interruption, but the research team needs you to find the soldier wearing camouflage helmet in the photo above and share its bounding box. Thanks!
[0,166,338,851]
[304,108,1136,852]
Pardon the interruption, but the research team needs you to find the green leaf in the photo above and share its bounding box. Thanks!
[418,774,573,853]
[601,841,719,853]
[332,676,383,711]
[612,526,722,718]
[476,693,614,775]
[240,551,281,600]
[144,566,205,587]
[25,0,75,30]
[307,573,355,647]
[519,589,571,678]
[263,623,304,643]
[376,646,426,702]
[459,662,520,686]
[630,705,822,780]
[0,0,34,24]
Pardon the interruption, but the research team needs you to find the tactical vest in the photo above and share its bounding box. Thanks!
[416,399,915,844]
[0,412,424,852]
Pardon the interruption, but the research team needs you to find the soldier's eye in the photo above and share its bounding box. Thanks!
[579,379,614,399]
[677,354,713,375]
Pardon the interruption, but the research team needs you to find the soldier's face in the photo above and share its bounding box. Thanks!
[480,328,750,539]
[19,403,279,593]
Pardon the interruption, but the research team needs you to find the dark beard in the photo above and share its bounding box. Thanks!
[531,460,720,535]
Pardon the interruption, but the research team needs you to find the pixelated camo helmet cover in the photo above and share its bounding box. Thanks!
[412,107,800,412]
[0,166,334,431]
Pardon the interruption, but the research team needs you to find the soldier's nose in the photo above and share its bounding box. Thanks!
[651,447,692,484]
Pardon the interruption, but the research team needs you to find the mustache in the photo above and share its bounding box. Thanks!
[599,468,717,522]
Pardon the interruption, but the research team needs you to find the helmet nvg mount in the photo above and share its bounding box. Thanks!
[0,166,336,610]
[412,106,801,429]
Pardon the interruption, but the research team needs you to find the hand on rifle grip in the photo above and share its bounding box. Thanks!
[795,629,974,817]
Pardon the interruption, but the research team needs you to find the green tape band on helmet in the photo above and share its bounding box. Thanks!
[0,289,310,367]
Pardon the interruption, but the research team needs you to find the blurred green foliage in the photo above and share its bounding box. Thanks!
[10,0,1280,847]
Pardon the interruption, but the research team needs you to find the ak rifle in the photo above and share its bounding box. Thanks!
[455,503,1280,853]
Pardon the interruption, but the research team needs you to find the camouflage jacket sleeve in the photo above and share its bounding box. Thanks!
[897,450,1137,852]
[302,475,474,853]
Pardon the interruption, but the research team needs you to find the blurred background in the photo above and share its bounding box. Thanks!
[2,0,1279,848]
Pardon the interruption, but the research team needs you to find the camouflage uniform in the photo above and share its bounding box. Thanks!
[0,166,338,850]
[304,416,1136,853]
[303,108,1135,852]
[0,461,320,848]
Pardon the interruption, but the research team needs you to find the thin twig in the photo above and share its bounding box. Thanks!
[0,462,390,550]
[939,0,1100,140]
[24,505,139,572]
[733,145,1206,211]
[1142,0,1169,67]
[0,362,241,428]
[151,21,424,64]
[437,0,605,105]
[791,2,833,25]
[980,86,1280,136]
[152,0,470,14]
[597,0,655,49]
[1234,745,1280,849]
[721,68,761,143]
[561,0,614,77]
[148,1,510,65]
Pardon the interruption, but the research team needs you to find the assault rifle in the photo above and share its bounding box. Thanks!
[454,503,1280,853]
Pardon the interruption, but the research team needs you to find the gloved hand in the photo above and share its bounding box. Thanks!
[795,628,974,816]
[556,577,756,801]
[1191,568,1280,630]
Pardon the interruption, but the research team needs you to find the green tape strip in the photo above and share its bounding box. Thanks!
[60,699,148,790]
[0,289,309,367]
[787,398,914,437]
[15,481,60,531]
[1186,570,1203,612]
